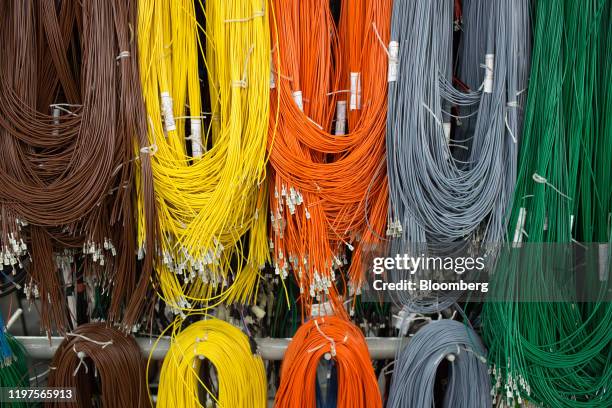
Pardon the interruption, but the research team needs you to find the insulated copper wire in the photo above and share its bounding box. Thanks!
[0,0,156,332]
[47,322,149,408]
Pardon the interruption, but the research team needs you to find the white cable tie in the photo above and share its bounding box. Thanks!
[116,50,131,60]
[372,23,391,58]
[49,105,78,117]
[224,10,264,23]
[231,79,248,88]
[532,173,571,200]
[504,113,517,144]
[66,333,113,348]
[72,347,88,376]
[140,144,158,156]
[327,89,351,96]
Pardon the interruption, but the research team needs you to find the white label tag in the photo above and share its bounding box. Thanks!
[349,72,361,110]
[388,41,399,82]
[292,90,304,111]
[161,92,176,132]
[190,119,202,158]
[483,54,494,94]
[335,101,347,135]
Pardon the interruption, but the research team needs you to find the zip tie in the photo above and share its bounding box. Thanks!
[327,89,350,96]
[231,79,248,88]
[224,10,264,23]
[372,23,391,58]
[532,173,571,200]
[314,320,336,357]
[49,105,79,117]
[504,113,517,143]
[140,144,158,156]
[231,44,255,88]
[116,50,131,60]
[66,332,113,348]
[72,347,88,376]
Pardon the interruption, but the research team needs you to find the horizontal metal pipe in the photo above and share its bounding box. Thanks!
[17,336,405,360]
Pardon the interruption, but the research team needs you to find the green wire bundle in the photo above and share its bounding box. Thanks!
[0,328,30,408]
[482,0,612,406]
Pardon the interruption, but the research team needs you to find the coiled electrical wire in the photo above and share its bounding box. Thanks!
[388,319,491,408]
[136,0,271,315]
[268,0,391,313]
[482,1,612,406]
[47,322,149,407]
[385,0,530,312]
[275,316,382,408]
[155,317,266,408]
[0,0,154,331]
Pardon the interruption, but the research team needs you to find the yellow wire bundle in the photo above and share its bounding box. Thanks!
[156,317,267,408]
[136,0,271,312]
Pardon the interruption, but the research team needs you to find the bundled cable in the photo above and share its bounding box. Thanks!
[268,0,391,313]
[275,316,382,408]
[0,0,154,332]
[47,322,149,407]
[385,0,530,312]
[156,317,266,408]
[482,0,612,406]
[387,319,491,407]
[136,0,271,315]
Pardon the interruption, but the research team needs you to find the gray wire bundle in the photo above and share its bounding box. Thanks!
[387,319,491,408]
[385,0,530,312]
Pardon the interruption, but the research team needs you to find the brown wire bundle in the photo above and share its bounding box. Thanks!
[0,0,156,331]
[47,322,149,408]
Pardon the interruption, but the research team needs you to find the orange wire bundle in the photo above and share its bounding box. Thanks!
[275,316,382,408]
[268,0,391,314]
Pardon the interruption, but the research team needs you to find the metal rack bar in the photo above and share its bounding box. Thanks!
[16,336,405,360]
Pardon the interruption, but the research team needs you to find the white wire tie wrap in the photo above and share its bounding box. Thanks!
[66,333,113,348]
[160,92,176,132]
[314,320,336,359]
[72,346,88,376]
[532,173,571,200]
[116,50,131,60]
[349,72,362,110]
[224,10,264,23]
[232,44,255,89]
[388,41,399,82]
[140,144,158,156]
[482,54,494,93]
